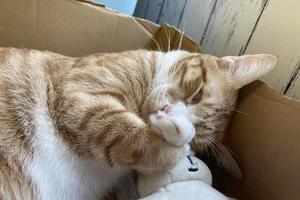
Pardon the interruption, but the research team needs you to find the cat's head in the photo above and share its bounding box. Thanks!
[142,50,277,179]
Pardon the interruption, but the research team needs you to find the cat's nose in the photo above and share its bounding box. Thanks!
[161,104,171,113]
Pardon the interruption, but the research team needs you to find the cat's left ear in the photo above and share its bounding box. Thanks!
[217,54,277,90]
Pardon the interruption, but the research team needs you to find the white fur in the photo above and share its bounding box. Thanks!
[154,51,189,85]
[150,102,195,147]
[28,107,128,200]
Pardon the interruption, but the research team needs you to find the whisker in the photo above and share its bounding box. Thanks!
[209,138,227,159]
[167,28,171,52]
[194,45,198,53]
[204,140,213,163]
[211,139,234,155]
[163,25,171,52]
[206,137,238,170]
[208,105,249,116]
[170,56,180,78]
[211,144,228,162]
[151,37,162,52]
[203,140,210,161]
[205,139,219,162]
[177,27,185,51]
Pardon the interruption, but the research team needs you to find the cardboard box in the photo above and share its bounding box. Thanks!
[0,0,299,199]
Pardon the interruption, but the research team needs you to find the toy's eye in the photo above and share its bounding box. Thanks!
[188,167,198,172]
[191,89,203,104]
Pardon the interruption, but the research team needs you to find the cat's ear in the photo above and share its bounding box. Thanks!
[217,54,277,89]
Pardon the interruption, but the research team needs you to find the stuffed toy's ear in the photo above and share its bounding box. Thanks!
[217,54,277,90]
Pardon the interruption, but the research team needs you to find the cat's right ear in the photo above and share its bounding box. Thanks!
[217,54,277,90]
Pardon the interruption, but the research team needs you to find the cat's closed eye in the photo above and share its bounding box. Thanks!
[190,88,203,104]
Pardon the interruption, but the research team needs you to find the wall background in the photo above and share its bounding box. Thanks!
[95,0,138,15]
[134,0,300,100]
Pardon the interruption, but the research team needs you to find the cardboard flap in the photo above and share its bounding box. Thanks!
[0,1,201,56]
[224,81,300,200]
[0,0,154,56]
[134,17,160,36]
[75,0,105,8]
[149,24,202,53]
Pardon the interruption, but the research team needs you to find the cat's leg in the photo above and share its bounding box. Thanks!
[61,92,194,173]
[105,102,195,200]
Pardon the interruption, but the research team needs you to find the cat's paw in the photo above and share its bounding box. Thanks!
[150,102,195,147]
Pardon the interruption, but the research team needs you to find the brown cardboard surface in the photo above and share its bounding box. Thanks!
[224,81,300,200]
[0,0,299,199]
[134,18,160,35]
[0,0,154,56]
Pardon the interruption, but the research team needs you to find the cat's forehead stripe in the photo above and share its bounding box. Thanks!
[175,55,207,100]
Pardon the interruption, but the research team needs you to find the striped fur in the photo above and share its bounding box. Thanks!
[0,47,276,199]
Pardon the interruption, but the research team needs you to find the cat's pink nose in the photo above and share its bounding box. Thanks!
[161,105,171,113]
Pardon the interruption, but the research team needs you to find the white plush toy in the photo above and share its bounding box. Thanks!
[138,102,234,200]
[137,145,230,200]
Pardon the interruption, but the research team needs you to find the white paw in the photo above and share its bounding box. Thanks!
[150,102,195,147]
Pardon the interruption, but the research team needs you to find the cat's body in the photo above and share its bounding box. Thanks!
[0,48,276,199]
[0,48,193,199]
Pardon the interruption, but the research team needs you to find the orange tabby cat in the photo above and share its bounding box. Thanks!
[0,47,276,199]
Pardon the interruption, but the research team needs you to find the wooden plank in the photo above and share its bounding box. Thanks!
[134,0,165,23]
[244,0,300,99]
[285,60,300,100]
[135,0,216,44]
[133,0,149,18]
[157,0,187,27]
[201,0,266,57]
[178,0,216,43]
[145,0,165,23]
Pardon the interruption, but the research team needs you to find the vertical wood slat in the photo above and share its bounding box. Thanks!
[285,60,300,99]
[178,0,216,44]
[286,66,300,99]
[134,0,217,45]
[134,0,165,23]
[157,0,187,27]
[145,0,165,23]
[244,0,300,98]
[200,0,266,57]
[133,0,149,19]
[135,0,266,57]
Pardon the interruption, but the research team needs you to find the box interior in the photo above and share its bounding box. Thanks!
[0,0,299,199]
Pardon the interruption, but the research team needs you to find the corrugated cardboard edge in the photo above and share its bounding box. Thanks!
[75,0,105,8]
[242,80,300,103]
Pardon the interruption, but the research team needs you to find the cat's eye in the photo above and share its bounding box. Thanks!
[191,89,203,104]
